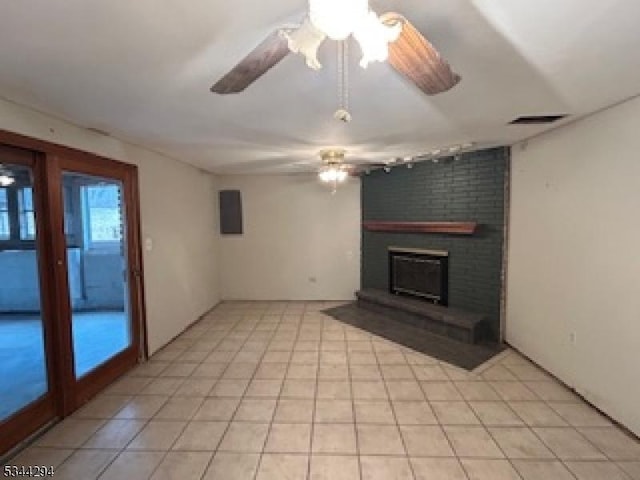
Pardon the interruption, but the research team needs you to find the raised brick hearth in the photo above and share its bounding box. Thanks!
[356,289,489,345]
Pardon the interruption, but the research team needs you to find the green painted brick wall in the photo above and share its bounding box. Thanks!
[361,147,509,340]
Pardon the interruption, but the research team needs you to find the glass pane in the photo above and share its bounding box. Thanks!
[18,187,36,240]
[86,185,122,245]
[0,213,8,240]
[63,185,75,240]
[62,173,132,379]
[0,165,49,421]
[0,188,8,240]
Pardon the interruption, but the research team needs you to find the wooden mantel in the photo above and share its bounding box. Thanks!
[362,221,478,235]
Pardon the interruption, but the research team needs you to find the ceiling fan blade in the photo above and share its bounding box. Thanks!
[211,30,290,94]
[381,12,461,96]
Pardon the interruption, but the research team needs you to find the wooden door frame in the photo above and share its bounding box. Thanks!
[0,130,148,450]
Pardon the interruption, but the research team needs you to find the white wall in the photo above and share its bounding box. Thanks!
[507,95,640,435]
[0,98,220,353]
[218,174,360,301]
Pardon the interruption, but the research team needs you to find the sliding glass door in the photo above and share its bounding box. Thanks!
[51,155,143,412]
[61,173,133,379]
[0,164,48,419]
[0,137,145,455]
[0,146,57,454]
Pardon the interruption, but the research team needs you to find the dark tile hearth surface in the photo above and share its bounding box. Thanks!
[323,303,505,370]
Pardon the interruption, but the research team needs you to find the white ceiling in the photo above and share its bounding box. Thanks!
[0,0,639,173]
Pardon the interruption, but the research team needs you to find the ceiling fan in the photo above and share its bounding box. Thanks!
[313,148,386,192]
[210,0,461,98]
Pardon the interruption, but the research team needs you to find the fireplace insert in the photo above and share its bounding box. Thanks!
[389,248,448,305]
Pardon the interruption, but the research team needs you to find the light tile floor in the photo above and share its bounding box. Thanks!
[3,301,640,479]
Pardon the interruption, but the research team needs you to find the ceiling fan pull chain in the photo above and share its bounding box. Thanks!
[343,39,350,112]
[337,40,344,108]
[334,40,352,122]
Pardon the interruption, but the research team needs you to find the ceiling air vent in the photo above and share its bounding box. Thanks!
[509,114,568,125]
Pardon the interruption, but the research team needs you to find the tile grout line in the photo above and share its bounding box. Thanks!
[373,338,418,480]
[436,361,492,480]
[148,310,250,480]
[308,304,323,480]
[80,317,220,478]
[496,352,618,478]
[457,354,577,479]
[344,322,364,480]
[130,307,263,479]
[415,350,472,479]
[253,304,306,479]
[224,311,268,477]
[228,308,285,480]
[21,302,640,480]
[480,354,579,480]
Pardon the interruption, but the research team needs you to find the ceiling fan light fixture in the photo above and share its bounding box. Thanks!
[282,18,326,70]
[319,165,348,183]
[354,11,402,67]
[309,0,368,41]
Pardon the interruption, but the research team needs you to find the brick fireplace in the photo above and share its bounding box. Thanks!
[360,147,509,341]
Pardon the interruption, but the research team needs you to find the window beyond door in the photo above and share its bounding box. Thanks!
[62,174,132,379]
[0,188,8,240]
[83,184,123,249]
[18,187,35,240]
[0,184,37,246]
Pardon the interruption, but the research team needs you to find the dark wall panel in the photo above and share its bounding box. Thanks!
[219,190,243,235]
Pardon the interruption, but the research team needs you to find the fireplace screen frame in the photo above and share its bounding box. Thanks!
[388,248,449,306]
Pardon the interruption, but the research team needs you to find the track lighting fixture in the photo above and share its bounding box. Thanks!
[362,142,476,175]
